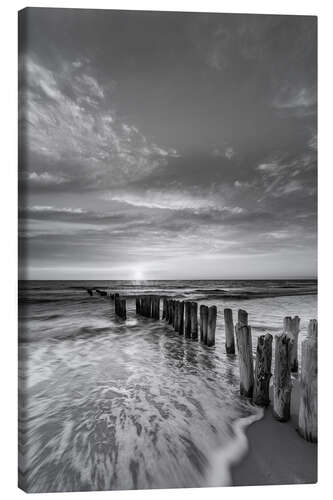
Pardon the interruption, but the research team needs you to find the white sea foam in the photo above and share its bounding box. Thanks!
[205,406,264,487]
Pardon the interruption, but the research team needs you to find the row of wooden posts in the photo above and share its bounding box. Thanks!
[97,291,317,443]
[135,296,217,347]
[226,309,317,443]
[136,295,160,319]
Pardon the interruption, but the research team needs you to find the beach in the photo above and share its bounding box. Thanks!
[18,279,317,492]
[232,381,317,486]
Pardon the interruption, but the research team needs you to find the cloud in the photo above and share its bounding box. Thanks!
[19,56,178,191]
[109,189,244,214]
[308,132,317,151]
[280,180,303,195]
[257,163,280,173]
[273,86,316,110]
[28,205,86,214]
[224,147,235,159]
[27,172,68,186]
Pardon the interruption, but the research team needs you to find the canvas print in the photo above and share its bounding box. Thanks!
[18,8,317,493]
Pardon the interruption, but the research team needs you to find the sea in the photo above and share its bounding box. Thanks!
[18,279,317,492]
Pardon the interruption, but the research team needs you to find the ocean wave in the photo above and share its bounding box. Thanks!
[206,406,264,487]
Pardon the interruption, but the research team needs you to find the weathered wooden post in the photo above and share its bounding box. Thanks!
[178,301,184,335]
[273,334,292,421]
[200,305,204,342]
[121,298,127,320]
[191,302,198,340]
[224,308,235,354]
[253,333,273,406]
[149,296,153,318]
[156,296,160,320]
[235,324,254,397]
[298,319,317,442]
[172,300,178,330]
[172,300,177,329]
[283,316,300,373]
[162,297,167,320]
[87,288,93,296]
[115,293,120,316]
[207,305,217,347]
[151,296,155,319]
[165,299,169,322]
[238,309,248,326]
[168,300,174,325]
[184,301,191,338]
[151,295,158,320]
[201,305,208,344]
[176,301,181,331]
[149,295,152,317]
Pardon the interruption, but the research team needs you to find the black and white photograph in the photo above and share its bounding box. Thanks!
[18,7,317,493]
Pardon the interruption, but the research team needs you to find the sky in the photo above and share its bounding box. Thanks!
[18,8,317,280]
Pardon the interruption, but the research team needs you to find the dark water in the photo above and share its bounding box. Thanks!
[18,279,317,492]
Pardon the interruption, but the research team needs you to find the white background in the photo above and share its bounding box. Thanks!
[0,1,331,499]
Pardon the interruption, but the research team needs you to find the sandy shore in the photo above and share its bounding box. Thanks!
[231,379,317,486]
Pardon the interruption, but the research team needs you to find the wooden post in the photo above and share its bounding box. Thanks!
[191,302,198,340]
[201,305,208,344]
[115,293,120,316]
[156,296,160,320]
[152,296,156,319]
[162,297,167,320]
[175,300,179,331]
[168,300,173,324]
[224,308,235,354]
[298,319,317,442]
[200,305,204,343]
[173,300,177,330]
[178,301,184,335]
[184,301,191,338]
[238,309,248,326]
[121,298,126,320]
[283,316,300,373]
[273,334,292,422]
[253,333,273,406]
[235,324,254,397]
[149,296,153,318]
[166,299,169,322]
[190,302,198,339]
[207,306,217,347]
[151,296,154,319]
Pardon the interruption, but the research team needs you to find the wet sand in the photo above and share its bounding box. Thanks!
[232,380,317,486]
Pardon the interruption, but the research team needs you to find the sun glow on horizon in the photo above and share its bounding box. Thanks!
[133,268,144,281]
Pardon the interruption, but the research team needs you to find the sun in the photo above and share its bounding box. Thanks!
[134,268,144,281]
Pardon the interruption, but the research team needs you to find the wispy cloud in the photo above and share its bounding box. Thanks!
[20,56,178,191]
[273,86,316,110]
[110,189,244,214]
